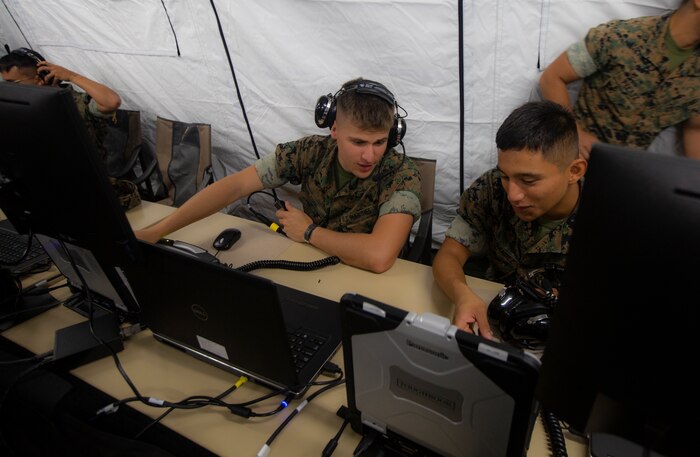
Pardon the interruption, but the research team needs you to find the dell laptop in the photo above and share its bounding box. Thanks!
[340,292,541,457]
[124,240,342,397]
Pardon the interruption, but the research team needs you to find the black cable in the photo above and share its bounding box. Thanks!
[257,378,345,457]
[246,190,287,236]
[0,350,53,366]
[233,256,341,273]
[542,408,568,457]
[322,417,349,457]
[57,240,151,409]
[133,376,248,439]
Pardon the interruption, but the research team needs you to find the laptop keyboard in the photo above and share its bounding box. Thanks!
[287,328,327,373]
[0,228,48,267]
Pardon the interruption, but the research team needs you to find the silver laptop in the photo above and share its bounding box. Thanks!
[124,240,342,397]
[340,292,541,457]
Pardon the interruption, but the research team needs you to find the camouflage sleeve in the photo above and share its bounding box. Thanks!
[254,152,287,188]
[566,39,598,78]
[583,20,617,72]
[378,190,421,223]
[86,97,114,119]
[444,173,494,254]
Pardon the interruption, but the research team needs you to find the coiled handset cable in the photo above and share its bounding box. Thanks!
[232,256,340,273]
[542,408,568,457]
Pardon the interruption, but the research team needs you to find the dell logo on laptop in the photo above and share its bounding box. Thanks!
[191,304,209,321]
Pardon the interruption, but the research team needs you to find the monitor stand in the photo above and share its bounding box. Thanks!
[590,433,666,457]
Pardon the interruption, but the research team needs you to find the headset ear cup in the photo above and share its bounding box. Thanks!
[314,94,335,129]
[388,117,406,149]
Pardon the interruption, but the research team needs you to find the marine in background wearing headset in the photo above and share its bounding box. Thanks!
[432,101,586,339]
[0,47,122,162]
[136,78,422,273]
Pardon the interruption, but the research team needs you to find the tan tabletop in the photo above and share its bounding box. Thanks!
[2,202,587,457]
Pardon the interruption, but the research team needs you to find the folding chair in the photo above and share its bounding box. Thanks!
[155,116,215,207]
[401,156,436,265]
[102,109,161,201]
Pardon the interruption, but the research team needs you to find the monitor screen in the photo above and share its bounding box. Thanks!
[0,83,139,262]
[536,143,698,457]
[0,82,141,317]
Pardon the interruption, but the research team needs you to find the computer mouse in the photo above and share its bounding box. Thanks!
[213,228,241,251]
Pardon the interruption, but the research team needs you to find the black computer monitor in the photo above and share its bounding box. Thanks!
[0,82,141,317]
[536,144,698,457]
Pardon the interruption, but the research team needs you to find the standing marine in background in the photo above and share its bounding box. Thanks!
[540,0,700,159]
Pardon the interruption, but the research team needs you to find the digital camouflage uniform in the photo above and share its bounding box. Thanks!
[567,14,700,149]
[255,135,421,233]
[67,85,141,210]
[445,169,578,284]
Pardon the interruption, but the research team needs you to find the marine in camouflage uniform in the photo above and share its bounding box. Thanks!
[568,13,700,149]
[445,169,579,284]
[65,84,114,163]
[433,101,585,337]
[255,135,422,233]
[65,84,141,210]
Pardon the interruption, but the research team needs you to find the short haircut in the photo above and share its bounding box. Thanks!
[335,77,395,132]
[0,52,37,74]
[496,101,578,167]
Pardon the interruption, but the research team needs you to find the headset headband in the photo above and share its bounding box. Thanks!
[11,47,46,64]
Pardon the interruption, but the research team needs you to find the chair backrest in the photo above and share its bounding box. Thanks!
[155,116,214,207]
[414,157,435,213]
[401,156,436,265]
[103,109,142,179]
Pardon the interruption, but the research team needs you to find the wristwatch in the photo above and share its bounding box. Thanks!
[303,223,318,244]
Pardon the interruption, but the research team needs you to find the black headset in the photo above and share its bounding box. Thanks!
[10,47,49,81]
[314,79,406,149]
[487,264,565,350]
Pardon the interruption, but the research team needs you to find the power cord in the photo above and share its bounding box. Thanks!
[131,376,249,438]
[256,377,345,457]
[322,405,351,457]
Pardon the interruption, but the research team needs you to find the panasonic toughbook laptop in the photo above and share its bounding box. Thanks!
[340,293,541,457]
[124,240,342,397]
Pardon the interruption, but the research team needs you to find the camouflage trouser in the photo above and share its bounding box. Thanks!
[109,177,141,210]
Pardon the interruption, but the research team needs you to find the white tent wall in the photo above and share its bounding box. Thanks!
[0,0,678,248]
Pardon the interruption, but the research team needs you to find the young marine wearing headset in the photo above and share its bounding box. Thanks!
[0,48,122,162]
[137,78,422,273]
[433,101,586,339]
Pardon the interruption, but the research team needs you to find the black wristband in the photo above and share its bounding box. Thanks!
[303,223,318,244]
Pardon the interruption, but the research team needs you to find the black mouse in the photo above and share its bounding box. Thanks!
[213,228,241,251]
